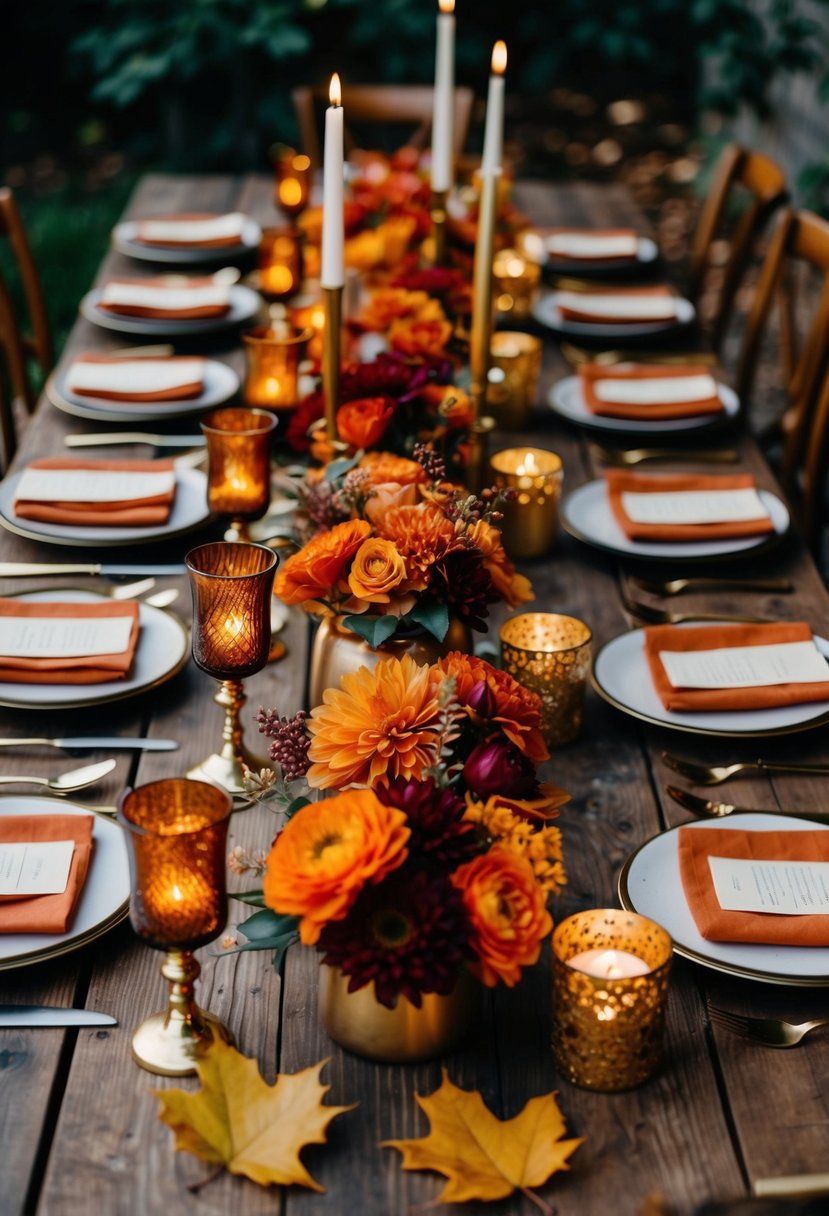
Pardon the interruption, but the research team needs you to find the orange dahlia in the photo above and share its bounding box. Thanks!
[466,518,534,607]
[437,651,550,764]
[262,789,410,944]
[274,519,371,609]
[356,287,428,332]
[451,846,553,986]
[306,654,442,789]
[388,316,454,359]
[376,503,461,592]
[358,451,427,489]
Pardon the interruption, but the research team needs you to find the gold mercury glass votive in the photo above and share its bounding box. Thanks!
[490,447,563,559]
[243,323,312,412]
[257,227,304,300]
[201,406,277,542]
[492,247,541,319]
[500,612,591,746]
[486,332,543,430]
[551,908,673,1091]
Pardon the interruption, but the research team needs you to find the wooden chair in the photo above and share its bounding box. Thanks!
[688,143,788,352]
[0,186,54,414]
[292,84,475,171]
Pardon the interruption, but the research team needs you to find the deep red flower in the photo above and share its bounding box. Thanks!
[376,776,477,867]
[462,739,539,800]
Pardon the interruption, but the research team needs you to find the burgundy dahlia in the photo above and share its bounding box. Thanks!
[433,550,500,632]
[463,739,539,800]
[376,776,477,866]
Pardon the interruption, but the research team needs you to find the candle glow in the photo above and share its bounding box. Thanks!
[329,72,341,107]
[491,40,507,74]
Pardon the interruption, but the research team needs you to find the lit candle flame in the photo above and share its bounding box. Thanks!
[172,884,183,903]
[224,613,245,639]
[594,950,625,979]
[491,40,507,75]
[329,72,342,107]
[439,0,455,12]
[516,451,537,477]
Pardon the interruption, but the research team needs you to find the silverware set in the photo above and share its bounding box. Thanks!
[708,1008,829,1048]
[666,783,829,823]
[620,583,773,626]
[662,752,829,785]
[0,759,117,794]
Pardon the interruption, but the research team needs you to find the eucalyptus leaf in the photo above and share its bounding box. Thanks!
[231,890,267,908]
[408,600,449,642]
[342,613,399,647]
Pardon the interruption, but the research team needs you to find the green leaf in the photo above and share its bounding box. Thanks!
[216,930,299,972]
[324,453,363,482]
[286,795,312,817]
[239,907,296,942]
[407,600,449,642]
[232,889,267,907]
[341,613,399,647]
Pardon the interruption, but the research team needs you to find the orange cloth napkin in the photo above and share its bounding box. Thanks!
[133,211,245,248]
[0,599,140,684]
[0,814,94,934]
[545,227,639,262]
[66,353,205,402]
[97,276,230,319]
[643,621,829,712]
[678,825,829,945]
[579,362,723,420]
[558,285,676,325]
[13,457,177,527]
[606,471,774,542]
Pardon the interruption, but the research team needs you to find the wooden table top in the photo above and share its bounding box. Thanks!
[1,173,828,1216]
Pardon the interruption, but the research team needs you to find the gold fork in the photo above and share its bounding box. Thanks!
[620,588,772,627]
[632,576,793,597]
[662,752,829,785]
[560,340,718,368]
[666,784,829,823]
[591,443,740,467]
[708,1007,829,1048]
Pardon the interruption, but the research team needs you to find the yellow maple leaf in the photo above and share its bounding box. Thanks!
[383,1070,583,1210]
[155,1039,354,1191]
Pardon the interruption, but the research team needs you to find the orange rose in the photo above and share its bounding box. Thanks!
[347,538,408,604]
[437,652,549,764]
[358,452,427,488]
[274,519,371,608]
[420,385,474,430]
[337,396,394,448]
[451,846,552,986]
[263,789,410,944]
[467,518,534,607]
[389,316,453,358]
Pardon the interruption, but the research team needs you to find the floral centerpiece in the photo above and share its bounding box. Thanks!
[231,652,568,1016]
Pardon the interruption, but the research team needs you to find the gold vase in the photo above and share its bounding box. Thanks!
[307,615,472,709]
[318,965,477,1063]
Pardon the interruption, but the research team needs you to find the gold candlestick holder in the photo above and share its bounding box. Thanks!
[430,188,449,265]
[465,415,497,494]
[469,170,499,422]
[322,285,343,440]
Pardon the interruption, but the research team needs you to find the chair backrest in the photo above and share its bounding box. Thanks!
[0,186,53,413]
[292,84,475,171]
[689,143,788,351]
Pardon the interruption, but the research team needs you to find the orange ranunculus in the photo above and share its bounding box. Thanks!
[389,316,453,358]
[375,503,460,592]
[358,451,427,489]
[336,396,395,448]
[263,789,410,944]
[307,654,442,789]
[437,652,549,764]
[274,519,371,609]
[376,215,418,266]
[451,846,552,986]
[355,287,429,332]
[466,518,534,607]
[347,538,408,604]
[420,385,475,430]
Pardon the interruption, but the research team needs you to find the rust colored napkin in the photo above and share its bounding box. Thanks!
[0,599,140,684]
[557,285,677,325]
[606,471,774,542]
[66,353,205,402]
[678,825,829,945]
[545,227,639,262]
[643,622,829,712]
[0,814,94,934]
[97,276,230,319]
[133,211,246,248]
[13,457,177,527]
[579,362,723,420]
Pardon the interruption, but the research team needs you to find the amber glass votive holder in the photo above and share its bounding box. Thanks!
[486,332,543,430]
[290,292,326,367]
[257,226,303,300]
[201,407,277,542]
[493,248,541,319]
[243,323,311,411]
[118,777,234,1076]
[551,909,673,1091]
[186,541,278,794]
[273,149,312,221]
[500,612,591,746]
[490,447,563,559]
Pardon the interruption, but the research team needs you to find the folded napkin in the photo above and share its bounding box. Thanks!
[97,277,231,319]
[0,814,94,934]
[0,598,140,684]
[13,457,177,527]
[557,286,678,325]
[66,354,206,402]
[579,362,723,421]
[644,622,829,712]
[133,211,247,248]
[678,825,829,945]
[545,227,639,261]
[606,471,774,542]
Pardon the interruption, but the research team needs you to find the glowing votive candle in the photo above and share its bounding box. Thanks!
[243,324,312,411]
[500,612,592,747]
[490,446,563,559]
[567,948,651,979]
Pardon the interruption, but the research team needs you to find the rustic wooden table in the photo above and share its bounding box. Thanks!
[1,174,828,1216]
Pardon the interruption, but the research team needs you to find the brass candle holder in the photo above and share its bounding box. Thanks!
[322,285,343,440]
[243,323,312,412]
[118,777,234,1076]
[256,226,303,301]
[551,908,673,1091]
[430,188,449,266]
[486,332,542,430]
[272,149,312,222]
[469,170,499,423]
[490,447,563,558]
[492,247,541,319]
[201,407,277,542]
[290,290,326,367]
[186,541,278,795]
[500,612,591,747]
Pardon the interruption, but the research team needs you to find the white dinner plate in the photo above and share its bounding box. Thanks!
[0,796,130,971]
[544,236,659,277]
[592,625,829,738]
[0,589,189,710]
[548,374,740,435]
[532,291,696,339]
[619,813,829,985]
[80,284,262,337]
[112,216,262,265]
[560,479,789,563]
[46,359,240,423]
[0,466,212,548]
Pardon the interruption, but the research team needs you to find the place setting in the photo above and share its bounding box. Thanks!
[532,282,697,340]
[520,225,660,279]
[80,271,262,336]
[111,210,262,265]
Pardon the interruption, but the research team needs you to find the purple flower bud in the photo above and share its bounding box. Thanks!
[466,679,497,719]
[462,739,537,800]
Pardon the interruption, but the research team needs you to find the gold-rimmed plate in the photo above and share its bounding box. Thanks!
[619,813,829,986]
[0,796,129,971]
[0,589,188,710]
[46,358,240,423]
[592,624,829,738]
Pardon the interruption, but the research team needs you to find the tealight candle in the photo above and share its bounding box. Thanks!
[500,612,592,747]
[257,227,303,300]
[551,909,673,1091]
[492,247,541,319]
[290,293,326,367]
[273,150,312,221]
[486,331,542,430]
[243,324,312,411]
[489,446,562,558]
[201,407,276,541]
